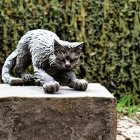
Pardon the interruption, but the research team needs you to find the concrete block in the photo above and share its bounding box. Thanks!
[0,83,117,140]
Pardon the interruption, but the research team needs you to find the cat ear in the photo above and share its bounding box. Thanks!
[74,42,84,54]
[54,39,63,51]
[53,39,63,55]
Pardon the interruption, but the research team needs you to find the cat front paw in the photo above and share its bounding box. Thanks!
[43,81,60,93]
[71,79,88,91]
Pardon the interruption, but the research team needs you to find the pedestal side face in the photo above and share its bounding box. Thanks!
[0,83,117,140]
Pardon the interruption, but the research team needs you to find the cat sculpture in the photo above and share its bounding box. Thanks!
[2,29,88,93]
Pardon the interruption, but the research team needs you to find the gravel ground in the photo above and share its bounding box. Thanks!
[117,114,140,140]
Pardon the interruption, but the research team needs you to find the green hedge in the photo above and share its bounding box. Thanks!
[0,0,140,104]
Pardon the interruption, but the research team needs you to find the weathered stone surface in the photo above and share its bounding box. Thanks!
[0,83,117,140]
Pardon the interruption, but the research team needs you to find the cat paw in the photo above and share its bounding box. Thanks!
[43,81,60,93]
[22,74,34,85]
[71,79,88,91]
[22,74,34,81]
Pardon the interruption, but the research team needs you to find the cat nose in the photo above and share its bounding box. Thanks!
[65,64,71,69]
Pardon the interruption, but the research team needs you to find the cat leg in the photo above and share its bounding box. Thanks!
[14,60,34,85]
[14,46,34,85]
[59,71,88,91]
[33,66,60,93]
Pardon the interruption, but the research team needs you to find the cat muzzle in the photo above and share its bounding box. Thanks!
[65,64,71,69]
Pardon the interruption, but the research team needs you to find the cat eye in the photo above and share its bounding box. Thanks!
[58,58,65,62]
[70,57,79,63]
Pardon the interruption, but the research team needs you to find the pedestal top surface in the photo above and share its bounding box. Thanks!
[0,83,114,98]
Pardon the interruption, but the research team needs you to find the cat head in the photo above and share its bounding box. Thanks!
[50,39,84,70]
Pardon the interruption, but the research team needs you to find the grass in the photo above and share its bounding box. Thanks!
[117,95,140,115]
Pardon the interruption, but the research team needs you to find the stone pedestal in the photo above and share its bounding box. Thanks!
[0,83,117,140]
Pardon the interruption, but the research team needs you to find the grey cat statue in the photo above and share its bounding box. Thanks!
[2,29,88,93]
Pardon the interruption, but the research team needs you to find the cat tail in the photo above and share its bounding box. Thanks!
[2,49,24,85]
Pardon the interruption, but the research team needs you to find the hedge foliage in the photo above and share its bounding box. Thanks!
[0,0,140,103]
